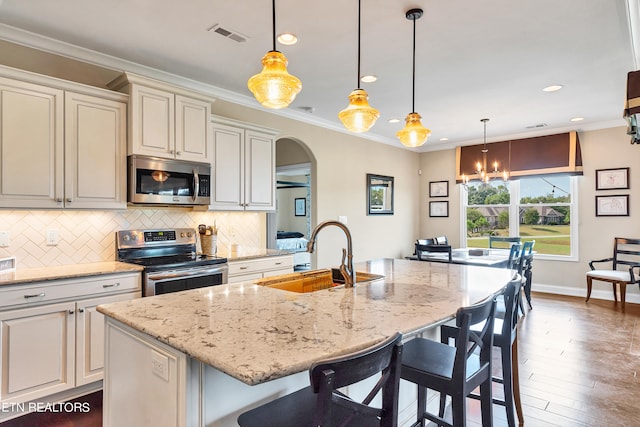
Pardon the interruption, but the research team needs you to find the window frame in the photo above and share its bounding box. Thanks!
[459,176,579,261]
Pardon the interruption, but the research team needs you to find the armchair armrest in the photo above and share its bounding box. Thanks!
[588,257,614,270]
[628,264,640,283]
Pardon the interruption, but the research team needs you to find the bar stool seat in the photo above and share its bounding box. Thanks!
[237,332,403,427]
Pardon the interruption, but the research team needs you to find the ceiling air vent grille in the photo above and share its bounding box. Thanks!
[207,24,247,43]
[525,123,548,129]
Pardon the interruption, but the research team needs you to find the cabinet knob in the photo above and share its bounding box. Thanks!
[69,309,75,315]
[55,198,63,203]
[169,150,174,154]
[78,308,85,313]
[66,198,72,203]
[176,151,181,156]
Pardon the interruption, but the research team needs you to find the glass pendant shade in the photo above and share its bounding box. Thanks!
[338,88,380,133]
[397,112,431,147]
[248,50,302,109]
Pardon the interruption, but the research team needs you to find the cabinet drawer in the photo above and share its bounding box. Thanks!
[228,255,293,276]
[0,273,141,310]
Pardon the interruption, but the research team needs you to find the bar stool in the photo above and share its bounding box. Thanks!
[400,296,496,427]
[237,332,403,427]
[445,278,524,426]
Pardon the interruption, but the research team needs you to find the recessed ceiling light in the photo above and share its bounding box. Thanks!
[439,137,449,141]
[277,33,298,45]
[570,117,584,122]
[543,84,563,92]
[388,118,401,124]
[360,75,377,83]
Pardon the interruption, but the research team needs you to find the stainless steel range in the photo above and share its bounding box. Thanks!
[116,228,228,296]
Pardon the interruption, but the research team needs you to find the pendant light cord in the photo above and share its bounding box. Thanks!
[411,13,416,113]
[357,0,361,89]
[271,0,276,51]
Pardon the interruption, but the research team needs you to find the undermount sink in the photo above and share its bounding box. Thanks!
[255,268,384,293]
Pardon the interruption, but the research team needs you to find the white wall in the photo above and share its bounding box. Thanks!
[419,126,640,301]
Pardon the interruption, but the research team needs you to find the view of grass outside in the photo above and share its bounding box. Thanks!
[465,176,573,256]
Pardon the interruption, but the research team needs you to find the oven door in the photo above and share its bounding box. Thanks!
[144,264,228,296]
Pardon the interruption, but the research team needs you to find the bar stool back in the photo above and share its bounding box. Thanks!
[237,332,403,427]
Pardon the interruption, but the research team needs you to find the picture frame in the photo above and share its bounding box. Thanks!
[429,201,449,217]
[294,198,306,216]
[596,167,629,190]
[429,180,449,198]
[595,194,629,217]
[367,174,394,215]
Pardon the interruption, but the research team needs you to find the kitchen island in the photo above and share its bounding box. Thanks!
[98,258,514,427]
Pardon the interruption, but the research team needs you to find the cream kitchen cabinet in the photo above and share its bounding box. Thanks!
[108,72,214,162]
[0,66,127,209]
[0,272,141,405]
[228,254,294,284]
[210,117,278,211]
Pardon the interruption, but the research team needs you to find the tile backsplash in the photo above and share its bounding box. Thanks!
[0,209,263,268]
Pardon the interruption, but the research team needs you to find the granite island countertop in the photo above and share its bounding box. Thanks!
[97,258,514,385]
[0,261,143,287]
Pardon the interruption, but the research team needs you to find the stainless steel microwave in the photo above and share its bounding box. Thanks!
[128,155,211,206]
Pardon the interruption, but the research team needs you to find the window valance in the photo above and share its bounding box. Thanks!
[456,131,582,183]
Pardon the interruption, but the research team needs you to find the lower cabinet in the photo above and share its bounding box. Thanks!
[0,272,141,404]
[228,255,294,284]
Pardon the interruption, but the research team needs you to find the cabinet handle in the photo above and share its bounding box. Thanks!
[103,282,121,288]
[169,150,174,154]
[66,198,72,203]
[55,198,63,203]
[69,310,74,315]
[176,151,181,155]
[275,262,282,265]
[24,292,46,299]
[239,266,248,270]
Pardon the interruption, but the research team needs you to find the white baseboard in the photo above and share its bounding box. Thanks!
[534,282,640,304]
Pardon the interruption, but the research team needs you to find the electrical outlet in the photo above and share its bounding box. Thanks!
[151,350,170,382]
[0,231,9,247]
[46,229,59,246]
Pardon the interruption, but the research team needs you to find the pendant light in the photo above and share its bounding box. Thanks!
[338,0,379,133]
[397,8,431,148]
[247,0,302,109]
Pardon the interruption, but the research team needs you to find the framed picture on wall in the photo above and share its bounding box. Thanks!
[429,201,449,217]
[295,198,306,216]
[596,167,629,190]
[429,180,449,198]
[595,194,629,216]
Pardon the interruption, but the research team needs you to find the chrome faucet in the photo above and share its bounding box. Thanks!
[307,220,356,287]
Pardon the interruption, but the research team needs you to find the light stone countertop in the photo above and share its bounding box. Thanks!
[0,261,143,287]
[97,258,514,385]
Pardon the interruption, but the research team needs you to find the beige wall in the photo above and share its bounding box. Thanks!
[212,100,421,268]
[419,126,640,301]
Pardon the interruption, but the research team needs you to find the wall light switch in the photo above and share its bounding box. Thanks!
[338,216,347,225]
[0,231,9,247]
[46,229,59,246]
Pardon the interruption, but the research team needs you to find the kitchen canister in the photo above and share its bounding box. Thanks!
[201,233,217,256]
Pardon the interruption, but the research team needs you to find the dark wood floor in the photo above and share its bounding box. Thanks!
[4,292,640,426]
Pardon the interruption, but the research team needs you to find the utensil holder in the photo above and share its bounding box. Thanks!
[201,234,217,256]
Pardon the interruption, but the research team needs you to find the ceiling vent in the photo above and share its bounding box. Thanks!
[207,24,247,43]
[525,123,548,129]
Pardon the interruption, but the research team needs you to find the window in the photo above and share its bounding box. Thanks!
[461,175,578,258]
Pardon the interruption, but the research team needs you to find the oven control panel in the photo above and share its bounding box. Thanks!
[117,228,197,249]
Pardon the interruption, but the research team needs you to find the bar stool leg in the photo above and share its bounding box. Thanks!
[501,337,516,427]
[512,339,524,426]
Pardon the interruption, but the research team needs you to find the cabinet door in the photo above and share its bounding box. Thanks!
[130,84,175,158]
[0,77,64,208]
[245,130,276,210]
[76,292,140,387]
[175,95,211,163]
[0,301,75,403]
[211,123,245,210]
[65,92,127,209]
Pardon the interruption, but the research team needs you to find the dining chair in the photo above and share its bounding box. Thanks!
[400,296,496,427]
[237,333,403,427]
[586,237,640,308]
[415,243,452,262]
[443,278,524,427]
[489,236,521,249]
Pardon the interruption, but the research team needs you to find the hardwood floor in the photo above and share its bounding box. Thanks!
[4,292,640,426]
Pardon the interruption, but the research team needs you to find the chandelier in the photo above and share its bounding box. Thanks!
[461,118,508,185]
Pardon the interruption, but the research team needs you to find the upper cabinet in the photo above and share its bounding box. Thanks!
[0,66,127,209]
[108,72,214,163]
[210,116,278,211]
